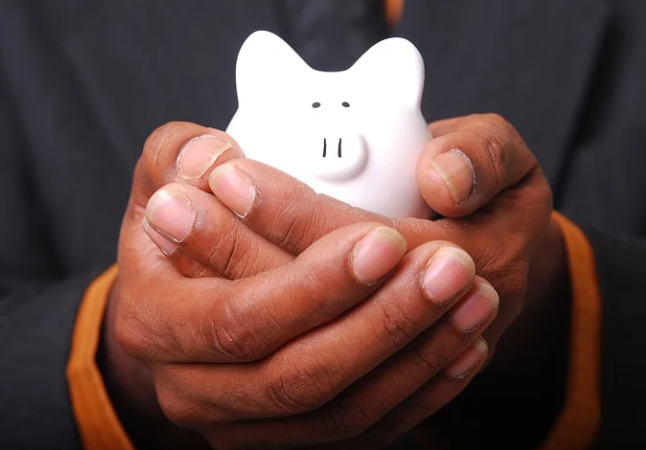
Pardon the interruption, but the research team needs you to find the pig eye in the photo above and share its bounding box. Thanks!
[312,102,321,108]
[342,102,350,108]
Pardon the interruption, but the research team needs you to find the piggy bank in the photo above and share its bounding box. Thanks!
[226,30,432,218]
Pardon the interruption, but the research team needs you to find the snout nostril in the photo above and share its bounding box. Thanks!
[311,134,366,181]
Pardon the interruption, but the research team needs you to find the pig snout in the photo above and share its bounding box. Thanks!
[310,133,368,181]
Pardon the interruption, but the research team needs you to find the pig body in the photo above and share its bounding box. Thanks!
[226,31,432,218]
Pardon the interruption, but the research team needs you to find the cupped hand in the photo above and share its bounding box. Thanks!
[104,123,499,449]
[153,113,558,375]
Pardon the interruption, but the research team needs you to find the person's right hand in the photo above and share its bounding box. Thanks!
[105,123,499,450]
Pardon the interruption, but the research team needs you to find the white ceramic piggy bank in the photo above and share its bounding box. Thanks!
[226,30,432,218]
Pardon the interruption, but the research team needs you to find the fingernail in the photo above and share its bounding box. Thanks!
[422,247,475,304]
[445,338,488,379]
[450,282,499,332]
[352,227,407,285]
[208,164,256,218]
[431,149,475,203]
[146,188,195,243]
[142,218,178,256]
[177,134,232,180]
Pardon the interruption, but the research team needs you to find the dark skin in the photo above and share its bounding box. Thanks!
[102,113,568,449]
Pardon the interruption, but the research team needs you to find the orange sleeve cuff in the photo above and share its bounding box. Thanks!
[539,212,602,450]
[66,264,135,450]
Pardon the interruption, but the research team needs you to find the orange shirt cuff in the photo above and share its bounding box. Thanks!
[539,212,602,450]
[66,264,135,450]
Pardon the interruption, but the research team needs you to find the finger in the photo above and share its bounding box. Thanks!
[136,122,244,201]
[127,123,246,279]
[142,218,219,277]
[206,139,550,258]
[119,223,408,365]
[208,159,386,254]
[427,116,462,137]
[215,279,497,447]
[204,158,455,256]
[204,153,542,295]
[418,113,545,217]
[143,182,292,279]
[159,243,480,421]
[328,338,489,450]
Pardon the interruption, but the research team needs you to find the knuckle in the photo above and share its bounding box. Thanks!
[114,314,146,359]
[265,360,338,414]
[183,260,219,279]
[113,293,155,360]
[520,172,552,212]
[204,222,266,281]
[144,122,175,148]
[413,340,451,375]
[204,220,244,277]
[206,301,269,362]
[156,384,204,429]
[531,175,554,216]
[482,113,520,143]
[476,246,508,279]
[267,186,333,254]
[481,113,541,183]
[114,281,200,362]
[143,122,174,159]
[379,302,420,348]
[483,112,509,130]
[227,241,260,279]
[142,121,185,178]
[481,254,527,302]
[296,270,345,322]
[479,131,507,187]
[273,198,318,253]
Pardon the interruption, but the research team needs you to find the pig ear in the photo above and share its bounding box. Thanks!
[235,30,310,108]
[349,37,425,108]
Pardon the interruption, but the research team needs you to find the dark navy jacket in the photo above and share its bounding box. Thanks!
[1,1,645,448]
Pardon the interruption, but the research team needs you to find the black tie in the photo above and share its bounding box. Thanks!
[279,0,389,71]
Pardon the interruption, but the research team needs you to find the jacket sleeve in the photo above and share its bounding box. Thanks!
[0,73,110,450]
[582,227,646,449]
